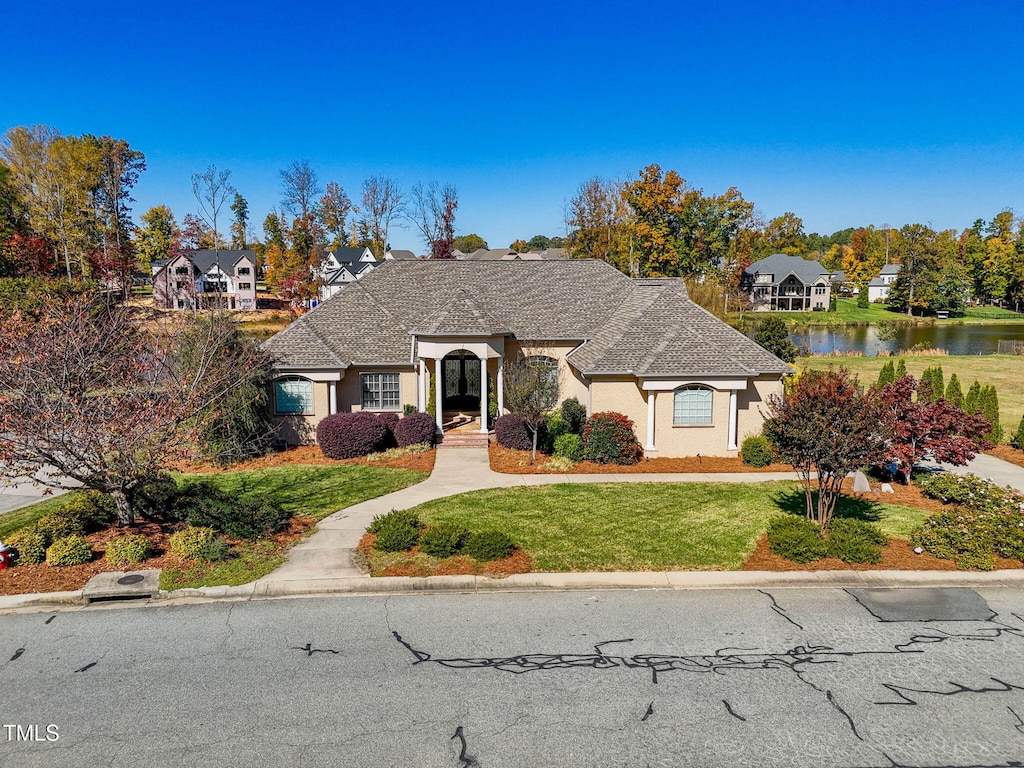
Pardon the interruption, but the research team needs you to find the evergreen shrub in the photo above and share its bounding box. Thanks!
[105,534,153,565]
[394,412,437,447]
[464,531,515,561]
[494,413,532,451]
[46,535,93,567]
[316,412,391,459]
[582,412,643,465]
[767,516,827,563]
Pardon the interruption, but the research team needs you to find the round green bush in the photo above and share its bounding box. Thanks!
[463,531,515,561]
[560,397,587,435]
[419,523,469,558]
[105,533,153,565]
[168,526,229,561]
[910,508,996,570]
[825,518,885,564]
[542,414,570,453]
[46,535,93,567]
[36,511,86,542]
[766,516,827,563]
[740,435,774,468]
[371,509,422,553]
[553,433,584,461]
[7,529,48,565]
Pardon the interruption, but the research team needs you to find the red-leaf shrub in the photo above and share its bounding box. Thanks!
[316,412,391,459]
[583,411,643,465]
[394,412,437,447]
[495,413,532,451]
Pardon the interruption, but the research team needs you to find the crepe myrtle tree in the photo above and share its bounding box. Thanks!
[762,367,890,529]
[502,352,560,460]
[0,294,271,525]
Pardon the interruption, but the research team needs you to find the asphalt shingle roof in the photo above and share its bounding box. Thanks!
[187,250,255,273]
[263,260,791,376]
[745,253,831,285]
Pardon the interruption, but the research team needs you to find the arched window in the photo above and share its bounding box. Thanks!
[524,355,559,408]
[673,386,713,425]
[274,377,314,415]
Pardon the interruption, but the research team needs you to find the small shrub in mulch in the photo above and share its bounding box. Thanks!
[169,526,230,562]
[105,534,153,565]
[766,517,827,564]
[46,535,93,567]
[370,509,422,553]
[463,531,515,561]
[7,529,48,565]
[419,523,469,558]
[553,433,583,461]
[740,435,774,468]
[36,511,86,542]
[825,518,886,564]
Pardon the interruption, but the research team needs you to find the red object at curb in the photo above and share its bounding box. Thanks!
[0,543,10,571]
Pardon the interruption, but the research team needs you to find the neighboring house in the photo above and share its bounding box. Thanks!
[262,259,791,457]
[152,250,257,310]
[867,264,901,302]
[742,253,835,311]
[318,247,379,301]
[384,249,419,261]
[454,248,568,261]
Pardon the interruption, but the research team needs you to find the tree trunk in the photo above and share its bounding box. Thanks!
[109,488,134,527]
[531,427,538,461]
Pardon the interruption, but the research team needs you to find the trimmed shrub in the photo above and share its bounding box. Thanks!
[464,531,515,561]
[583,411,643,465]
[46,535,93,567]
[316,411,391,459]
[542,413,570,453]
[826,518,885,564]
[740,435,774,467]
[36,511,86,542]
[1013,414,1024,450]
[494,413,532,451]
[105,534,153,565]
[394,411,437,447]
[420,523,469,558]
[373,513,421,553]
[560,397,587,435]
[553,433,584,461]
[184,493,289,540]
[369,509,421,534]
[65,491,118,530]
[169,526,230,561]
[7,529,48,565]
[911,508,995,570]
[767,516,827,563]
[991,513,1024,561]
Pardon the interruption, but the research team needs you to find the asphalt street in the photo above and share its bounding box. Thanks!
[2,588,1024,767]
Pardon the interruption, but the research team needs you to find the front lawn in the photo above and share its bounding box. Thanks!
[404,482,929,572]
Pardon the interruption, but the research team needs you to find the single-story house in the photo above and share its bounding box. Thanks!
[866,263,901,302]
[261,259,790,457]
[742,253,836,311]
[153,249,257,310]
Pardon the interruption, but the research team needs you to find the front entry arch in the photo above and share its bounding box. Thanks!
[442,350,482,412]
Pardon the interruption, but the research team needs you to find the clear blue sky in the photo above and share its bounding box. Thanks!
[3,0,1023,252]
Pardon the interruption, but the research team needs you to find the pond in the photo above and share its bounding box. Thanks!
[787,323,1024,356]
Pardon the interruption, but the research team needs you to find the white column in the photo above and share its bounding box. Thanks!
[727,389,739,451]
[496,357,504,415]
[434,357,444,432]
[479,357,488,433]
[417,359,426,412]
[645,390,656,451]
[329,381,338,415]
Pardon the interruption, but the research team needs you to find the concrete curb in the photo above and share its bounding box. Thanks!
[8,569,1024,613]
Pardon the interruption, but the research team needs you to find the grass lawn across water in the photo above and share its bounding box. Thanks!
[407,482,928,572]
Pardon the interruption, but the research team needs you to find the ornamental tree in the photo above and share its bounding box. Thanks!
[762,368,889,528]
[0,294,271,525]
[502,353,560,460]
[875,375,991,481]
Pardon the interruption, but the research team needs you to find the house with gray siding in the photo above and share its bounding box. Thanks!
[742,253,836,311]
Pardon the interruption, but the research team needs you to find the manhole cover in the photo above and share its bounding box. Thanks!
[117,574,145,586]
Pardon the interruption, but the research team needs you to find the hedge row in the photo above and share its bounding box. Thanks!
[317,411,437,459]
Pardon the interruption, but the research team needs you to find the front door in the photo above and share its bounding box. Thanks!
[442,352,481,412]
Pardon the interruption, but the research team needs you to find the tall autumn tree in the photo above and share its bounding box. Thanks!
[359,175,405,258]
[762,368,889,528]
[0,294,271,525]
[566,176,632,270]
[410,181,458,259]
[623,164,686,277]
[134,205,179,272]
[317,181,352,250]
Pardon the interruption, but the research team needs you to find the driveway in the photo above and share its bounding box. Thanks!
[0,465,77,516]
[919,450,1024,492]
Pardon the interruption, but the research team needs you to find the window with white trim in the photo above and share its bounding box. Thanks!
[361,372,400,410]
[673,386,713,425]
[274,377,314,415]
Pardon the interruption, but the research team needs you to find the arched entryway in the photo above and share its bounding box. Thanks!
[442,350,482,413]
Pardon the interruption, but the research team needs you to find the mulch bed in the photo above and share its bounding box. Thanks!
[987,444,1024,471]
[0,515,318,597]
[354,532,531,578]
[489,444,792,474]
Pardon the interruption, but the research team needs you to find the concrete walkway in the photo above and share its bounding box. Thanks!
[256,447,802,588]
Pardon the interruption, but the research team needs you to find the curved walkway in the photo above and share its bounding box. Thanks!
[257,448,801,587]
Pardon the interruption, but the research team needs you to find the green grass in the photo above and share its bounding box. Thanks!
[799,353,1024,434]
[177,464,428,522]
[732,299,1024,328]
[0,493,80,539]
[405,482,928,572]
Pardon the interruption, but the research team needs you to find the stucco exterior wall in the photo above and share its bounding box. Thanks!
[271,379,329,445]
[504,339,589,409]
[343,367,418,413]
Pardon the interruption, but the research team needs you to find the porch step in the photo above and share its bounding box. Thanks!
[439,432,491,448]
